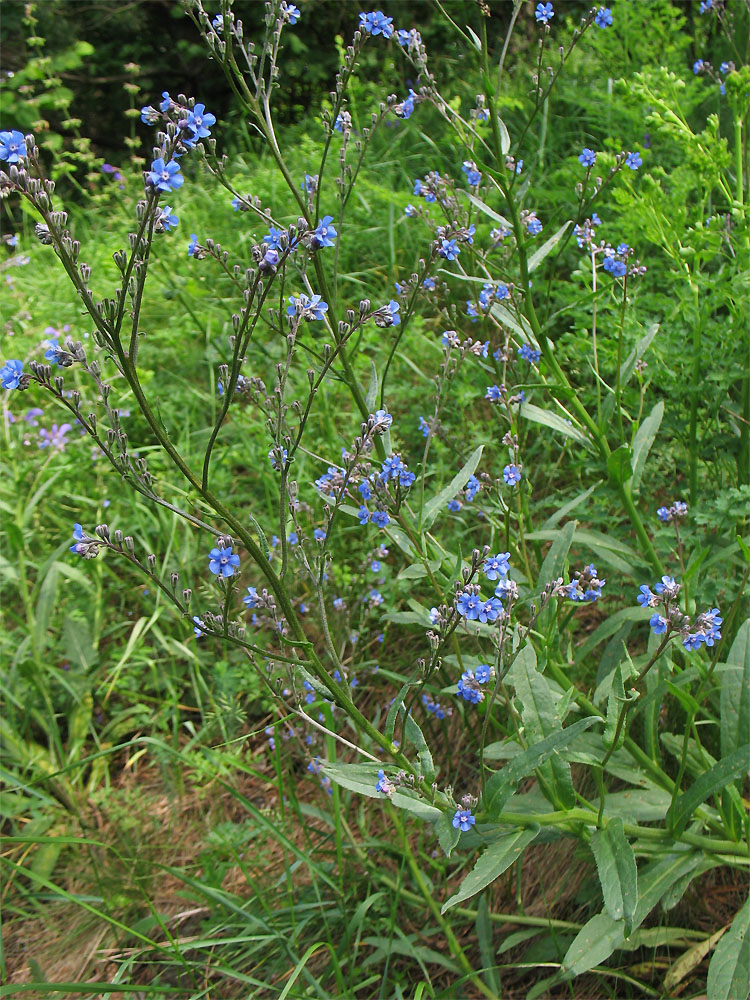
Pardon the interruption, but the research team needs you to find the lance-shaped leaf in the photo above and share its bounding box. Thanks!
[421,445,483,531]
[441,825,539,913]
[590,818,638,932]
[667,743,750,836]
[706,892,750,1000]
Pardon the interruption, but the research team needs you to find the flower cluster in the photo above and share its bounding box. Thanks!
[657,501,688,523]
[359,10,394,38]
[457,664,492,704]
[637,577,722,651]
[563,564,606,602]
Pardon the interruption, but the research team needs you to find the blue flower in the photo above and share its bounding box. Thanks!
[448,498,462,512]
[475,664,491,684]
[287,293,328,321]
[373,408,393,430]
[1,360,25,389]
[457,670,484,703]
[359,10,394,37]
[602,254,627,277]
[625,151,642,170]
[418,416,430,437]
[526,217,543,236]
[371,510,390,528]
[654,575,678,595]
[147,157,184,192]
[396,89,417,119]
[693,59,705,75]
[465,475,480,501]
[193,616,205,637]
[478,597,503,623]
[282,2,301,23]
[301,173,318,195]
[208,545,240,577]
[0,130,27,164]
[159,91,172,112]
[657,506,671,522]
[157,205,179,231]
[358,480,373,501]
[188,234,199,257]
[637,584,656,607]
[579,148,596,167]
[438,238,460,260]
[44,340,64,366]
[456,591,482,620]
[288,531,298,545]
[649,613,668,635]
[243,587,259,608]
[535,2,554,23]
[140,105,160,125]
[483,552,510,580]
[184,103,216,141]
[358,506,370,525]
[313,528,327,541]
[312,215,337,249]
[503,464,521,485]
[699,0,712,10]
[263,226,286,250]
[518,344,541,363]
[376,769,394,795]
[594,7,613,27]
[452,808,475,832]
[462,160,481,186]
[422,276,436,291]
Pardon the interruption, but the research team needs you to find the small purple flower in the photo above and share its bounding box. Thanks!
[483,552,510,580]
[312,215,337,248]
[649,613,668,635]
[1,360,25,390]
[358,506,370,525]
[503,464,521,485]
[314,528,327,541]
[527,217,543,236]
[452,808,475,832]
[625,151,642,170]
[579,148,596,168]
[371,510,390,528]
[438,238,460,261]
[359,10,394,37]
[376,769,394,795]
[0,130,27,164]
[146,157,184,192]
[208,545,240,577]
[287,293,328,321]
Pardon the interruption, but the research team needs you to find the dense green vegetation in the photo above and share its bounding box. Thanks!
[1,1,748,997]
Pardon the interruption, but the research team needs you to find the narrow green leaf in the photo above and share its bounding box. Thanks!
[466,192,512,228]
[397,558,442,580]
[485,716,601,815]
[721,619,750,761]
[668,743,750,836]
[590,818,638,930]
[706,892,750,1000]
[620,323,659,387]
[535,520,576,593]
[542,483,599,529]
[607,444,632,486]
[520,401,588,444]
[528,221,571,273]
[630,401,664,490]
[476,895,502,996]
[365,360,379,411]
[562,851,701,980]
[33,563,59,655]
[422,445,483,531]
[441,826,539,913]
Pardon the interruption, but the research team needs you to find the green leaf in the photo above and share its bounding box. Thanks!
[33,563,59,655]
[434,811,460,857]
[421,445,483,531]
[630,401,664,491]
[721,619,750,762]
[475,896,502,996]
[607,444,632,486]
[561,851,701,980]
[466,192,511,228]
[667,743,750,836]
[441,826,539,913]
[706,892,750,1000]
[619,323,659,388]
[404,711,435,783]
[542,483,599,530]
[535,520,576,593]
[365,361,378,411]
[485,716,601,816]
[321,761,442,822]
[604,661,638,751]
[520,401,589,444]
[590,818,638,931]
[528,221,571,273]
[397,558,442,580]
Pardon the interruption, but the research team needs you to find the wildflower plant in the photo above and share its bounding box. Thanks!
[1,1,748,996]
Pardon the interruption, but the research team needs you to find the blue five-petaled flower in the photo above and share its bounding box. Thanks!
[208,545,240,577]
